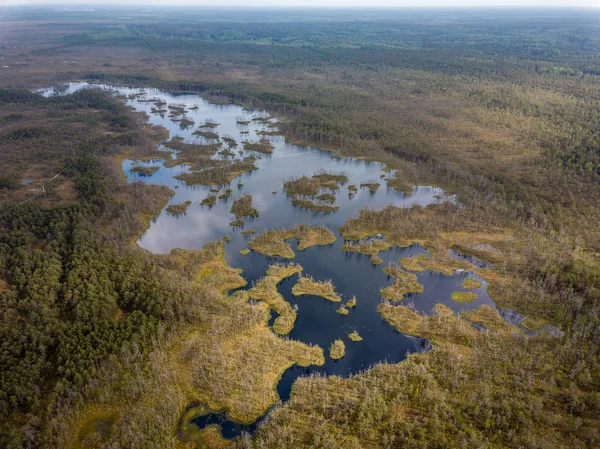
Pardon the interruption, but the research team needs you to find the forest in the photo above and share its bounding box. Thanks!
[0,6,599,449]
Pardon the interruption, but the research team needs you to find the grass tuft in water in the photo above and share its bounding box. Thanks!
[451,291,478,303]
[348,331,363,342]
[329,339,346,360]
[166,200,192,216]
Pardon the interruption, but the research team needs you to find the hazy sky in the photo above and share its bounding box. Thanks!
[1,0,599,7]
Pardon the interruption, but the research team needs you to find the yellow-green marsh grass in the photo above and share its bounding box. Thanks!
[130,165,159,175]
[248,230,295,258]
[284,171,348,196]
[371,255,383,265]
[462,278,482,289]
[461,305,520,336]
[248,225,336,258]
[248,263,303,335]
[240,230,256,236]
[347,296,357,308]
[380,267,424,301]
[292,276,342,302]
[520,317,549,331]
[329,339,346,360]
[280,224,336,250]
[348,331,363,342]
[166,200,192,216]
[341,238,393,255]
[451,291,478,303]
[71,406,118,449]
[379,303,479,349]
[400,253,475,276]
[178,403,230,449]
[154,245,324,427]
[336,305,349,315]
[239,248,250,255]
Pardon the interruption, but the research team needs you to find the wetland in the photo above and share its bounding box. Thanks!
[41,83,558,441]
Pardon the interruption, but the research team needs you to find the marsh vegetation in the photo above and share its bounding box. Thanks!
[380,266,424,301]
[2,8,600,449]
[451,291,479,303]
[166,200,192,216]
[292,276,342,302]
[230,194,258,220]
[247,225,335,258]
[130,165,159,176]
[329,340,346,360]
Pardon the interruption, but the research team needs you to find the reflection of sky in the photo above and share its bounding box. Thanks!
[39,83,549,434]
[40,84,516,324]
[42,82,452,255]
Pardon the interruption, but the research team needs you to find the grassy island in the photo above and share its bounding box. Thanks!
[193,130,219,140]
[248,225,336,258]
[292,276,342,302]
[380,267,424,301]
[451,291,478,303]
[400,253,475,276]
[130,165,159,176]
[336,306,349,315]
[166,200,192,216]
[230,194,259,220]
[243,138,274,154]
[175,157,258,186]
[371,255,383,265]
[329,339,346,360]
[341,239,393,255]
[315,193,336,203]
[284,171,348,196]
[200,195,217,206]
[360,182,380,193]
[348,331,363,342]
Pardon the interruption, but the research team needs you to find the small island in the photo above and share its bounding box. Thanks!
[292,276,342,302]
[166,200,192,216]
[329,339,346,360]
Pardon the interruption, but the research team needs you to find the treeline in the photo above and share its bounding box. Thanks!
[0,89,182,448]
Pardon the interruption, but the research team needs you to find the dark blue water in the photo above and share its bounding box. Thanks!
[40,83,538,441]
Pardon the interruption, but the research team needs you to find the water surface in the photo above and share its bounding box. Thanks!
[40,83,528,439]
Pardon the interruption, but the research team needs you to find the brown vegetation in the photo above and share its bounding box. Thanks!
[230,194,259,220]
[248,263,303,335]
[166,200,192,216]
[242,138,274,154]
[329,339,346,360]
[380,266,424,301]
[284,171,348,196]
[248,225,336,258]
[292,276,342,302]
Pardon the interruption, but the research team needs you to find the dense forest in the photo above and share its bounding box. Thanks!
[0,7,599,449]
